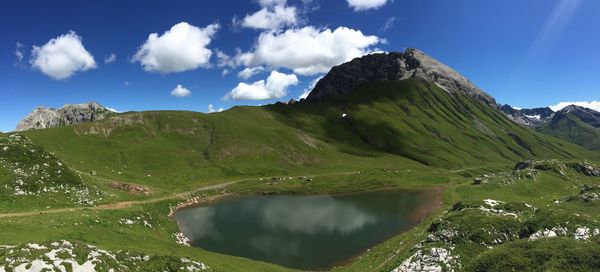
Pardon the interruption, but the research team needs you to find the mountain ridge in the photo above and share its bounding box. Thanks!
[306,48,496,107]
[15,102,113,131]
[499,104,600,151]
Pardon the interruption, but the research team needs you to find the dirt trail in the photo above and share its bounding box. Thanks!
[0,171,360,219]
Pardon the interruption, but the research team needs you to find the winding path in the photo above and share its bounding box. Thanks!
[0,171,360,219]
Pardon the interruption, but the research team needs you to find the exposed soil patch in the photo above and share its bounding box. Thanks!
[108,181,152,195]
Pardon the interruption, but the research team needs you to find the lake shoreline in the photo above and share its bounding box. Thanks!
[171,185,446,271]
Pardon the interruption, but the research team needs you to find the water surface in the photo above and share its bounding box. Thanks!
[174,190,436,270]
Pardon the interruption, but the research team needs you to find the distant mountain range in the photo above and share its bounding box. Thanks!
[500,104,600,151]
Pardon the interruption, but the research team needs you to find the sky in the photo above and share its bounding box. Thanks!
[1,0,599,132]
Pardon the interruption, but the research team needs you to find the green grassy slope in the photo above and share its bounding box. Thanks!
[269,80,598,168]
[537,111,600,151]
[0,133,100,212]
[21,80,598,193]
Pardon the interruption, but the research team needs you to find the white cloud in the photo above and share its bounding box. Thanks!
[240,1,298,30]
[259,0,286,6]
[347,0,389,11]
[133,22,219,73]
[215,49,233,67]
[381,16,396,32]
[30,31,97,80]
[171,84,192,97]
[225,70,298,100]
[104,53,116,63]
[549,101,600,112]
[236,26,381,75]
[207,104,224,113]
[299,75,323,100]
[238,66,264,79]
[15,42,24,62]
[106,107,122,113]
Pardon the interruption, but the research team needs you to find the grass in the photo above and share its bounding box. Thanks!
[537,111,600,151]
[1,79,600,271]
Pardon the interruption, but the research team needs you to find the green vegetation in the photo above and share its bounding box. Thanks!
[538,111,600,151]
[1,79,599,271]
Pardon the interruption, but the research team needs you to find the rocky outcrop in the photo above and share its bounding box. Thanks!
[16,102,112,131]
[499,105,554,127]
[305,48,496,106]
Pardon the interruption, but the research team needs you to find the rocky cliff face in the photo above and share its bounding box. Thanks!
[500,105,554,127]
[305,48,496,106]
[16,102,112,131]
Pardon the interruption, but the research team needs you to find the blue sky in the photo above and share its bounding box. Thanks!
[1,0,599,132]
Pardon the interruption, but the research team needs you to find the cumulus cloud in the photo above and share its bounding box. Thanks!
[549,101,600,112]
[298,75,323,100]
[207,104,224,113]
[225,70,298,100]
[30,31,97,80]
[133,22,219,73]
[238,66,264,79]
[239,0,298,30]
[347,0,389,11]
[236,26,381,75]
[171,84,192,97]
[104,53,116,63]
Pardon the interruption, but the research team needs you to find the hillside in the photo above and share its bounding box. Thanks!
[4,49,600,272]
[537,105,600,151]
[20,79,599,193]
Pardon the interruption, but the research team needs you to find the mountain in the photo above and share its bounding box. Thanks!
[537,105,600,151]
[559,105,600,128]
[15,102,113,131]
[306,48,496,107]
[18,49,599,189]
[499,105,554,127]
[499,103,600,151]
[5,48,600,272]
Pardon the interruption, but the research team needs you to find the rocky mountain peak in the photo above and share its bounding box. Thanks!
[556,105,600,129]
[560,104,585,113]
[305,48,496,106]
[500,105,555,127]
[15,102,112,131]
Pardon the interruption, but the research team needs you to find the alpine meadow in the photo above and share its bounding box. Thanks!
[1,1,600,271]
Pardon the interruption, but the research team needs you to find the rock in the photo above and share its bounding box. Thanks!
[15,102,113,131]
[574,227,591,240]
[499,105,554,127]
[90,170,97,176]
[473,178,482,185]
[392,247,459,272]
[305,48,496,107]
[570,162,600,177]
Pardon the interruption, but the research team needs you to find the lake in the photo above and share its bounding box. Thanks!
[174,190,439,270]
